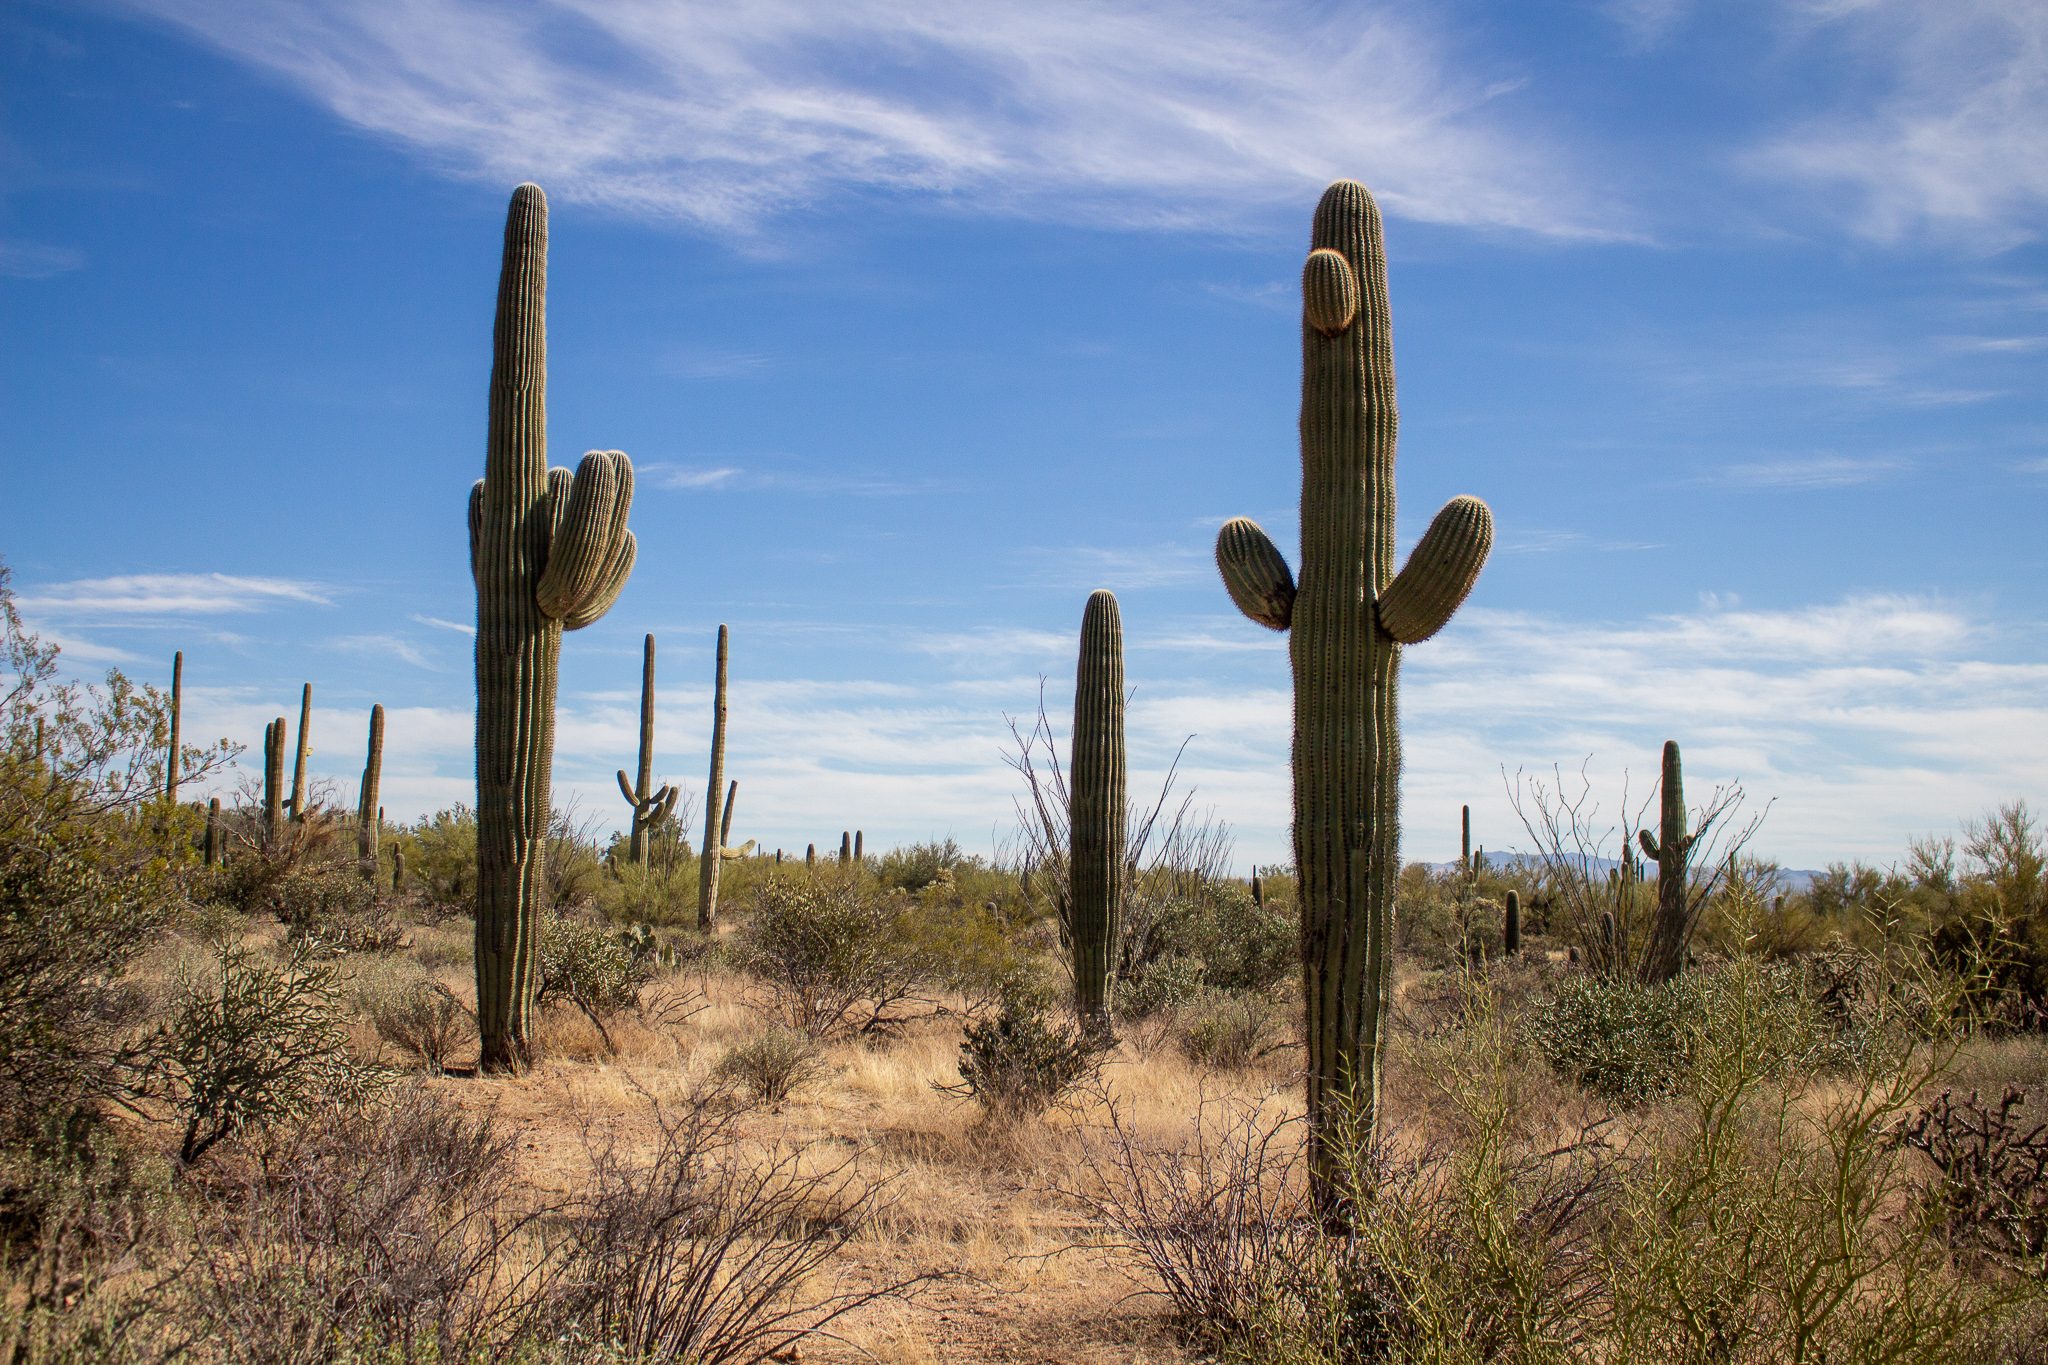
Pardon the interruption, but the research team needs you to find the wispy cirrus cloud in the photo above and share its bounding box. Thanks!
[332,633,437,669]
[1746,0,2048,247]
[20,573,332,616]
[115,0,1617,239]
[0,240,86,278]
[1713,454,1911,488]
[410,613,476,636]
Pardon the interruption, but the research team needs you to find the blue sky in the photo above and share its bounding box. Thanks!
[3,0,2043,872]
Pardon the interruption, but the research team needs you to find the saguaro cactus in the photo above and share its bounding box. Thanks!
[471,183,639,1071]
[618,634,676,866]
[205,796,220,867]
[1461,804,1471,876]
[1070,590,1126,1028]
[839,832,851,865]
[1638,740,1696,984]
[1504,889,1521,956]
[263,717,286,844]
[165,651,182,802]
[1214,181,1493,1188]
[358,705,384,882]
[289,684,311,821]
[698,625,732,929]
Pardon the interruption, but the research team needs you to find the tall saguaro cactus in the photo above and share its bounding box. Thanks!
[471,183,639,1071]
[289,684,311,821]
[698,625,732,930]
[1214,181,1494,1189]
[618,634,675,866]
[358,705,384,882]
[263,718,286,844]
[1638,740,1696,984]
[1070,590,1126,1028]
[165,651,183,802]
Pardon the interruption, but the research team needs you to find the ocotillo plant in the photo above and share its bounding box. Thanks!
[1213,180,1493,1190]
[471,183,640,1071]
[618,634,676,866]
[165,651,182,802]
[1638,740,1696,984]
[357,705,384,882]
[698,625,731,930]
[1504,889,1521,956]
[1070,590,1126,1029]
[289,684,311,821]
[263,717,286,844]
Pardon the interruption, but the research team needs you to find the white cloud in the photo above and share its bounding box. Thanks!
[20,573,332,616]
[0,240,86,278]
[649,465,744,490]
[411,613,476,635]
[1715,454,1911,488]
[118,0,1617,239]
[1747,0,2048,246]
[332,633,438,669]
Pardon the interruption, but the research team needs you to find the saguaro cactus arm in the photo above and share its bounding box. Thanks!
[1377,496,1494,645]
[1216,519,1296,630]
[536,449,636,624]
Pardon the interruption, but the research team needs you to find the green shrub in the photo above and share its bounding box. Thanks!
[874,838,971,893]
[713,1029,827,1107]
[1177,992,1290,1071]
[145,939,389,1165]
[942,996,1110,1121]
[1114,953,1207,1022]
[539,911,655,1017]
[372,981,477,1074]
[739,874,941,1039]
[272,864,406,954]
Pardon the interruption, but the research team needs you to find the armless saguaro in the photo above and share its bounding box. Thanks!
[165,651,182,802]
[471,183,639,1071]
[289,684,312,820]
[1069,590,1126,1030]
[697,625,731,930]
[358,705,384,882]
[1214,181,1493,1196]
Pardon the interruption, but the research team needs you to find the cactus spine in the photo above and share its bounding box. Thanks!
[471,183,640,1071]
[1070,590,1126,1028]
[165,651,182,802]
[263,718,285,844]
[1213,181,1493,1190]
[358,705,384,882]
[289,684,311,821]
[1638,740,1695,984]
[618,634,676,867]
[698,625,733,929]
[1504,889,1520,956]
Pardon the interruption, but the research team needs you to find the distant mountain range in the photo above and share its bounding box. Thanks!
[1421,853,1823,893]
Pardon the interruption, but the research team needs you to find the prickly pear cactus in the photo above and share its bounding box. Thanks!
[471,183,638,1071]
[1070,590,1126,1029]
[1638,740,1695,984]
[1214,181,1493,1187]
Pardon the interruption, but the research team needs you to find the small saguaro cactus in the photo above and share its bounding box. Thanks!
[471,183,640,1071]
[698,625,732,930]
[854,830,864,864]
[205,796,220,867]
[806,843,816,867]
[1213,181,1493,1192]
[1252,873,1265,909]
[289,684,312,822]
[1638,740,1696,985]
[618,634,676,867]
[839,832,852,865]
[1461,804,1471,876]
[1070,590,1126,1029]
[357,705,384,882]
[394,847,407,893]
[1504,889,1521,956]
[165,651,183,802]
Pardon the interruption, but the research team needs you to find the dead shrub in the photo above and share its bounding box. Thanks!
[1898,1085,2048,1278]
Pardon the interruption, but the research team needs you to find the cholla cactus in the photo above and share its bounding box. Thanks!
[470,183,639,1071]
[1214,181,1493,1189]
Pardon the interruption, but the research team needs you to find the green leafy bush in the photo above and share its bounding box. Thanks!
[1176,992,1290,1071]
[942,995,1111,1121]
[874,838,971,893]
[145,940,388,1165]
[272,864,406,954]
[739,875,941,1039]
[372,980,477,1074]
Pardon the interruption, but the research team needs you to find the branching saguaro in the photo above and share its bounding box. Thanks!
[471,183,639,1071]
[618,634,675,867]
[1214,181,1493,1195]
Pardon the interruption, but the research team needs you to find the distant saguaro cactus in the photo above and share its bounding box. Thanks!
[357,705,384,882]
[839,832,851,865]
[1070,590,1126,1029]
[289,684,311,822]
[806,844,816,867]
[1504,889,1521,956]
[393,848,407,894]
[854,830,863,864]
[1639,740,1697,985]
[165,651,182,803]
[618,634,676,867]
[1461,804,1471,876]
[1213,181,1493,1192]
[205,796,220,867]
[470,183,640,1071]
[698,625,733,930]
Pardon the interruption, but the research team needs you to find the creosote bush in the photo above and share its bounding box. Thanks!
[942,991,1111,1122]
[372,980,479,1074]
[712,1027,828,1107]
